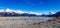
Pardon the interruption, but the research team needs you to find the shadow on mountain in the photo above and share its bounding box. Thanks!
[47,11,60,17]
[0,11,60,17]
[0,12,37,17]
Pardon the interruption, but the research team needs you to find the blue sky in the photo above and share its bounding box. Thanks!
[0,0,60,13]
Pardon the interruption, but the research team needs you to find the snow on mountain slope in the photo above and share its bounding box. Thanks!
[0,8,55,15]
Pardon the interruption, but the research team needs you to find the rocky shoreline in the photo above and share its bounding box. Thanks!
[0,17,57,28]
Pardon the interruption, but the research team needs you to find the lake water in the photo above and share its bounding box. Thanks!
[0,17,54,21]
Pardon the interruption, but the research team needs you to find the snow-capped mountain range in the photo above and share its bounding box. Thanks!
[0,8,55,15]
